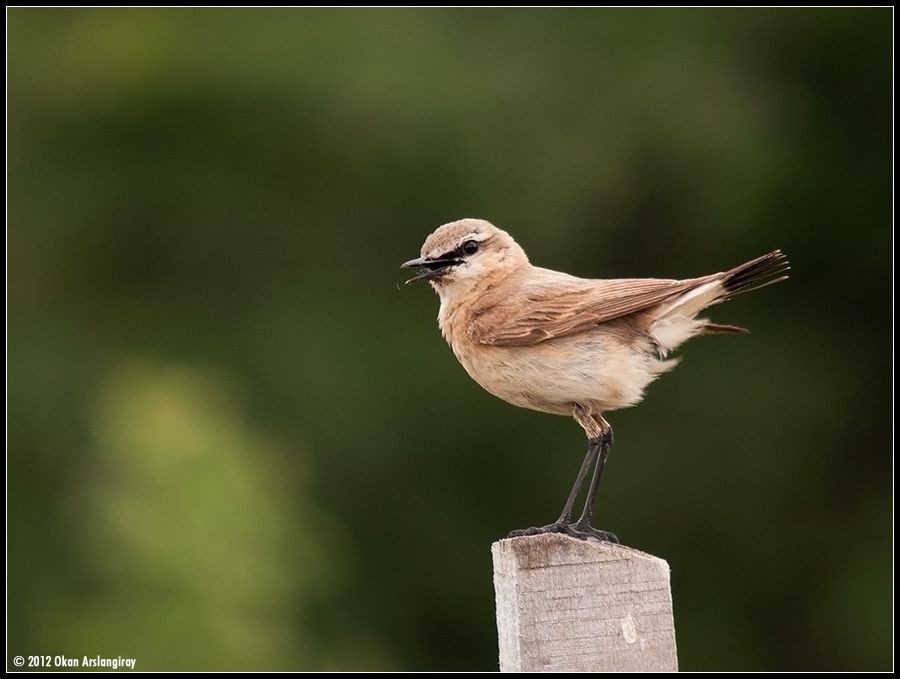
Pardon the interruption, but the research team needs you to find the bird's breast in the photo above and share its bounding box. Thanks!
[439,305,666,416]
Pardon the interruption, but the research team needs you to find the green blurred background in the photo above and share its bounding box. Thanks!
[7,8,891,671]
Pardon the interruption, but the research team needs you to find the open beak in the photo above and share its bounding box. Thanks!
[400,256,461,285]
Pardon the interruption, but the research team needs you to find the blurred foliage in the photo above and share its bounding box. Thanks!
[7,8,891,671]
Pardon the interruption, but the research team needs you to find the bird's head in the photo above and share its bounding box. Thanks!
[402,218,528,295]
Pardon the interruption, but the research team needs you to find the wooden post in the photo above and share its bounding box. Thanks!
[492,533,678,672]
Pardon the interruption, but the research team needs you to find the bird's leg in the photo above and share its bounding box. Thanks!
[566,421,618,543]
[556,438,601,524]
[507,439,599,538]
[507,404,616,541]
[575,427,613,527]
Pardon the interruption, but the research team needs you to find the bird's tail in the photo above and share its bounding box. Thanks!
[720,249,791,301]
[649,249,789,350]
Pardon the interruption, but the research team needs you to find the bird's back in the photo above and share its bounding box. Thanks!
[438,251,788,415]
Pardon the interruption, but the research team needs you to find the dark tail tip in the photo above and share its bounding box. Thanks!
[722,249,790,298]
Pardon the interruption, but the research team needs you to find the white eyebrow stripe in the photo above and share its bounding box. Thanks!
[458,232,491,245]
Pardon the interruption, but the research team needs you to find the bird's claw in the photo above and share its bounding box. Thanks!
[564,519,619,543]
[507,521,618,544]
[507,522,568,538]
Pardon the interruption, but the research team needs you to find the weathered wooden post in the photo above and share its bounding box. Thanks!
[492,533,677,672]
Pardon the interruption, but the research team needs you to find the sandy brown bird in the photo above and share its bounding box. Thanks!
[402,218,789,542]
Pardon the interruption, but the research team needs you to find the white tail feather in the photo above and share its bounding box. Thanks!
[653,280,724,319]
[650,316,707,355]
[649,281,727,354]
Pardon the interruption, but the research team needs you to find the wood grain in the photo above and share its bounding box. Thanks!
[492,533,678,672]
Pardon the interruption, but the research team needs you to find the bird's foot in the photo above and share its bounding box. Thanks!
[507,520,618,544]
[507,522,569,538]
[562,519,619,544]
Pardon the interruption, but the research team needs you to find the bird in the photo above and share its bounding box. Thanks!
[401,218,789,543]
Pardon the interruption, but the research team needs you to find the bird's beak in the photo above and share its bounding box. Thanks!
[400,256,462,285]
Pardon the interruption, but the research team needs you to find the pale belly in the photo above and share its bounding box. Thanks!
[448,333,674,416]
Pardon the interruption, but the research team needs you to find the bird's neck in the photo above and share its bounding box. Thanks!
[436,284,468,345]
[435,264,529,345]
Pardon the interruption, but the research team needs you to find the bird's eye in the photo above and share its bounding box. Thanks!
[462,240,479,256]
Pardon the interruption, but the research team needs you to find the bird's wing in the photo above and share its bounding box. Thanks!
[467,271,708,346]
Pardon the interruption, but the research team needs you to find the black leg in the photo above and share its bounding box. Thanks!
[507,439,599,538]
[568,427,618,543]
[557,438,601,523]
[575,428,613,526]
[508,420,618,544]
